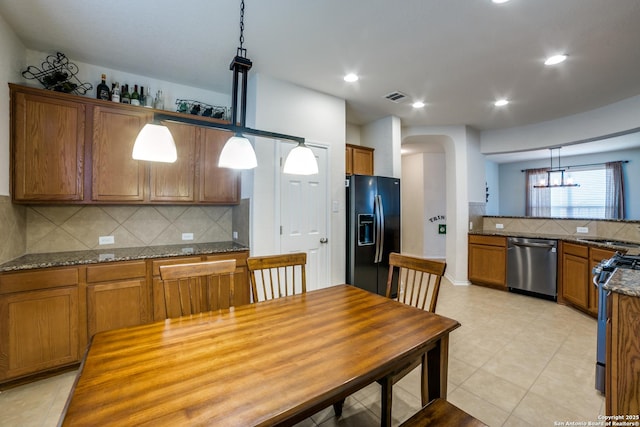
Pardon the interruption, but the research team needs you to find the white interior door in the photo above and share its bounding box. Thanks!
[279,143,329,291]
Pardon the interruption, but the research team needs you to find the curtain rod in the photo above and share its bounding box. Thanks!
[521,160,629,173]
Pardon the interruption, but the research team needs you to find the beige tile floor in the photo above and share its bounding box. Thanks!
[0,279,604,426]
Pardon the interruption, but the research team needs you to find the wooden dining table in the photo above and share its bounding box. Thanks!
[59,284,460,426]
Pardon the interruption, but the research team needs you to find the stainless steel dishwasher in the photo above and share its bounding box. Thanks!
[506,237,558,300]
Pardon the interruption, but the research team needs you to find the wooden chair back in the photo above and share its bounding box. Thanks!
[159,259,236,318]
[386,252,446,312]
[247,252,307,302]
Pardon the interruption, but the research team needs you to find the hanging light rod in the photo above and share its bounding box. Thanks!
[152,113,305,145]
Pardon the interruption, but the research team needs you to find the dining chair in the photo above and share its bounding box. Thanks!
[379,252,447,426]
[159,259,236,318]
[246,252,307,302]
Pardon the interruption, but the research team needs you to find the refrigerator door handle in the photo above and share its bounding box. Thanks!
[374,195,385,263]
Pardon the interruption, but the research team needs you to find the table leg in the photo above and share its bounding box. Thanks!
[422,334,450,405]
[380,376,392,427]
[332,399,345,417]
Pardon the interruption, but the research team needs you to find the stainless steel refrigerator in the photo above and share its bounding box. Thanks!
[346,175,401,296]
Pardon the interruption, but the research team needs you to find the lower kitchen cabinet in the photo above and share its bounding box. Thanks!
[560,242,614,317]
[468,234,507,288]
[0,268,80,381]
[607,291,640,416]
[85,261,148,338]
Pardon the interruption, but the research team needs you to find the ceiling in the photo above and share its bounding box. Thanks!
[1,0,640,134]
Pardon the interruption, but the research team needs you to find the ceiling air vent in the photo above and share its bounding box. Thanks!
[384,91,408,103]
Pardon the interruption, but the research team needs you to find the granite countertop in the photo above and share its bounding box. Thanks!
[0,241,250,273]
[603,269,640,297]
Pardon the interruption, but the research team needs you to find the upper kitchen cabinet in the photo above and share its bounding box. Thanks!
[8,84,240,205]
[91,105,151,202]
[346,144,374,176]
[198,127,240,204]
[10,86,85,202]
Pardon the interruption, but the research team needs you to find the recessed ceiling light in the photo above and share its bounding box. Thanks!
[544,54,568,66]
[343,73,359,83]
[492,0,510,3]
[412,101,425,109]
[494,99,509,107]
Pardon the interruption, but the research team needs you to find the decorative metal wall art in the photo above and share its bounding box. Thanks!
[22,52,92,95]
[175,99,229,120]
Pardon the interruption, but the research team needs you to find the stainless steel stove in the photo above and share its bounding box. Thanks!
[593,252,640,393]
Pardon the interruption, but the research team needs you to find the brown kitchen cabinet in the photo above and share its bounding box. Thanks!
[0,268,80,381]
[10,87,85,202]
[151,251,249,320]
[91,105,152,202]
[85,261,148,338]
[468,234,507,288]
[9,84,240,205]
[607,291,640,416]
[346,144,374,175]
[559,242,614,317]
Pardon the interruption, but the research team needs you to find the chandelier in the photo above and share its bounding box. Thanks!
[533,147,579,188]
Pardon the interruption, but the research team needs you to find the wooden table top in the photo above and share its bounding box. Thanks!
[60,285,460,426]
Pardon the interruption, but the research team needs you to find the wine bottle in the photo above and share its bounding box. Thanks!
[154,90,164,110]
[131,85,140,106]
[144,87,154,108]
[121,84,131,104]
[96,74,110,100]
[111,82,121,103]
[139,86,145,107]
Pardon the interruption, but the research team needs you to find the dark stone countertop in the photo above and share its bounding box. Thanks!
[0,242,250,273]
[604,269,640,298]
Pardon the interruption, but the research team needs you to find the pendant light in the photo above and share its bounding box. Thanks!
[132,120,177,163]
[533,147,579,188]
[283,142,318,175]
[132,0,318,175]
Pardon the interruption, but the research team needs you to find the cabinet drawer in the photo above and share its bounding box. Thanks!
[563,242,589,258]
[0,268,78,295]
[86,261,146,283]
[468,234,506,247]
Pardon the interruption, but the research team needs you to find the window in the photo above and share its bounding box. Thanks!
[526,162,625,219]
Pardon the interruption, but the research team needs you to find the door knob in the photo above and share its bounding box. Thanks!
[320,238,328,244]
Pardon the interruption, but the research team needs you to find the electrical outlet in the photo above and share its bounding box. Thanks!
[576,226,589,233]
[495,223,504,229]
[182,233,194,241]
[233,231,238,239]
[469,222,473,230]
[99,235,114,245]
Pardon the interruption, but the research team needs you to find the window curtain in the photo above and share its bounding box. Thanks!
[605,161,625,219]
[525,168,550,217]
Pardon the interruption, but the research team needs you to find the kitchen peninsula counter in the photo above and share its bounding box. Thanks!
[0,241,249,273]
[603,269,640,297]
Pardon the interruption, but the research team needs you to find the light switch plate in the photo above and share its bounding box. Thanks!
[182,233,194,241]
[576,226,589,233]
[99,235,114,245]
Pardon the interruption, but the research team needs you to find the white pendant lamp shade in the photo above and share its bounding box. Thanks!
[132,123,177,163]
[218,135,258,169]
[283,143,319,175]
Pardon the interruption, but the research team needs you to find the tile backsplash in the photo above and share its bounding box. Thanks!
[0,196,26,263]
[482,216,640,243]
[26,204,238,253]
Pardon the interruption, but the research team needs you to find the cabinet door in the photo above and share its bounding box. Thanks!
[198,128,240,204]
[345,146,353,175]
[149,121,197,202]
[86,261,148,337]
[468,243,506,287]
[12,90,85,201]
[92,106,151,201]
[562,253,589,309]
[352,147,374,175]
[0,287,79,380]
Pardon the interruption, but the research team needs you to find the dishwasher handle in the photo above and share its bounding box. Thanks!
[510,241,556,249]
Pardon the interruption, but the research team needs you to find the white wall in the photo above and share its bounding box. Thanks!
[485,160,500,215]
[0,15,26,196]
[346,122,361,146]
[249,73,346,286]
[480,95,640,154]
[423,153,446,259]
[401,153,424,256]
[362,115,402,178]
